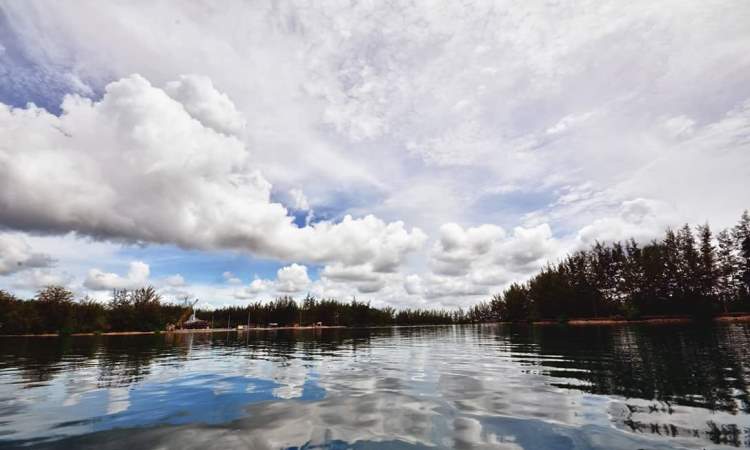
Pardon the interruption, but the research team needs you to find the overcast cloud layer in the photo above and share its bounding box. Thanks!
[0,0,748,308]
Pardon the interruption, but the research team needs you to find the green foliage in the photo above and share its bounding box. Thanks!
[34,286,75,333]
[205,296,454,328]
[477,210,750,322]
[0,285,463,335]
[0,285,179,334]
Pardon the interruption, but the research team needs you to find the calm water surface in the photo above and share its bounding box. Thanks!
[1,323,750,449]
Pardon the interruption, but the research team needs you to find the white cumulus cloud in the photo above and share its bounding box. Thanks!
[84,261,151,291]
[0,75,426,274]
[276,263,311,293]
[163,74,246,137]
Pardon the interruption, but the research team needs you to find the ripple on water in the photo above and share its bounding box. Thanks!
[0,324,749,449]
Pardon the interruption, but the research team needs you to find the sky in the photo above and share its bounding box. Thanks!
[0,0,748,309]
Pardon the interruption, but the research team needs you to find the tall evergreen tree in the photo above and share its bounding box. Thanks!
[716,229,740,313]
[677,224,701,304]
[696,224,718,311]
[592,242,617,313]
[502,283,531,321]
[662,229,681,307]
[611,241,628,309]
[622,239,646,316]
[734,210,750,303]
[640,241,667,314]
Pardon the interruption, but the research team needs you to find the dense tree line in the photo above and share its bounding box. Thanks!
[1,211,748,334]
[0,288,456,334]
[206,296,455,329]
[0,286,185,334]
[469,211,750,322]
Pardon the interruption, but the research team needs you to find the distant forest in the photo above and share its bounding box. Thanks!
[0,211,748,335]
[0,288,457,335]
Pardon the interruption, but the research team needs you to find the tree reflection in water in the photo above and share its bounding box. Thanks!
[501,323,750,447]
[1,324,749,449]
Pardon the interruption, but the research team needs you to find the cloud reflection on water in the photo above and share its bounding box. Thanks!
[0,324,749,449]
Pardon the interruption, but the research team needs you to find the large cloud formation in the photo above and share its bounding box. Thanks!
[404,222,560,303]
[0,75,426,275]
[1,1,749,307]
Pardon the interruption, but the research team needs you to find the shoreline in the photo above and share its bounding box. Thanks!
[3,314,750,337]
[530,313,750,326]
[0,324,460,337]
[0,325,349,337]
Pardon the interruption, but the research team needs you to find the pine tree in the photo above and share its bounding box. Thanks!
[662,228,681,307]
[562,251,599,317]
[592,242,617,313]
[677,224,700,306]
[716,228,740,313]
[734,210,750,303]
[622,239,646,315]
[611,241,628,308]
[696,224,718,308]
[502,283,531,321]
[641,241,667,314]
